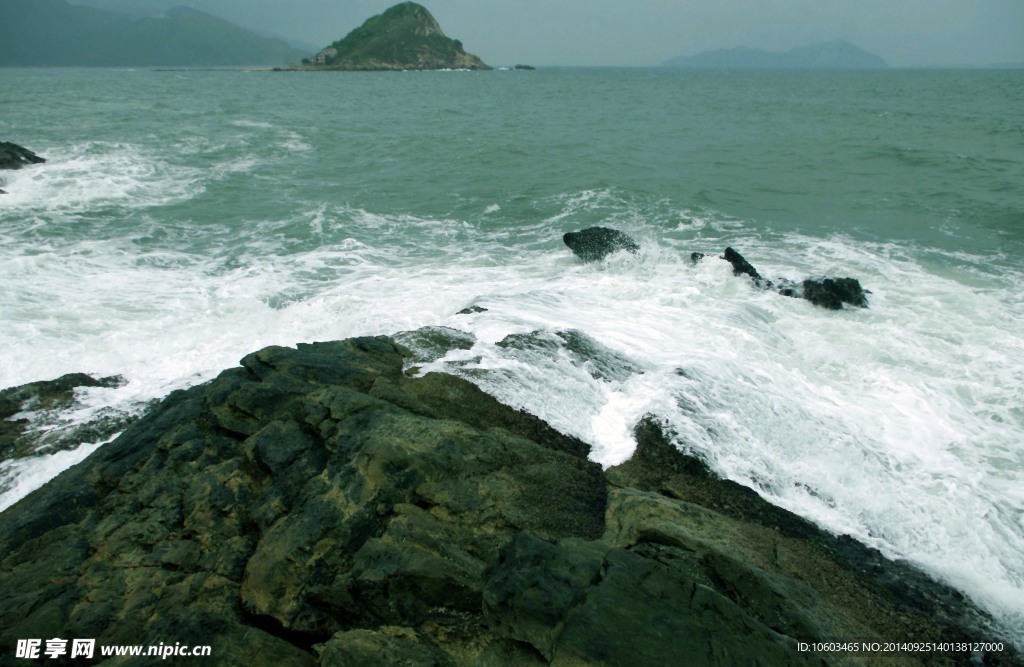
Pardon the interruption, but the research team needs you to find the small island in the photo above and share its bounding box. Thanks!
[300,2,490,71]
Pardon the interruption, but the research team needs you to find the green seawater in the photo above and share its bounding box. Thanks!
[3,68,1023,257]
[2,67,1024,642]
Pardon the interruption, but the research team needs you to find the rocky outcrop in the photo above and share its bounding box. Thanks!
[0,142,45,171]
[497,329,643,382]
[723,246,764,282]
[563,226,640,262]
[309,2,490,71]
[800,277,869,309]
[0,142,45,192]
[0,372,139,497]
[0,373,127,460]
[0,337,1017,665]
[701,247,870,310]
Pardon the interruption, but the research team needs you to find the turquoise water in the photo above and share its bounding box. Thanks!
[2,67,1023,642]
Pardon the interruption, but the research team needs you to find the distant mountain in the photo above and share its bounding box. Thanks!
[308,2,490,71]
[0,0,309,66]
[663,40,888,70]
[66,0,320,53]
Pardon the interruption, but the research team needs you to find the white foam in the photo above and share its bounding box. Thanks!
[2,192,1022,642]
[432,230,1024,643]
[0,142,204,213]
[0,438,112,512]
[229,119,274,129]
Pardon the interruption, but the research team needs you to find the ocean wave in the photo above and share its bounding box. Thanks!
[0,141,205,213]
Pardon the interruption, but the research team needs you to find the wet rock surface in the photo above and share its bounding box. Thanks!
[0,141,46,194]
[0,373,130,463]
[496,329,643,382]
[723,246,765,282]
[800,277,870,310]
[563,226,640,262]
[0,338,1017,666]
[700,247,870,310]
[392,325,476,368]
[0,142,46,171]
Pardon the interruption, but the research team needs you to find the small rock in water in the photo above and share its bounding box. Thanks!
[0,142,46,170]
[801,277,869,310]
[719,247,869,310]
[457,305,488,315]
[722,247,763,282]
[690,251,705,264]
[563,226,639,262]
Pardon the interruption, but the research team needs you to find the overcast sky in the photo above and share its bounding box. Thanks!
[78,0,1024,67]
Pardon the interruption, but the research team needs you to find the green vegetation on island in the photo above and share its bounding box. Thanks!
[304,2,490,71]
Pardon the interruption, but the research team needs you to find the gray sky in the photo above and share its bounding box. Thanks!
[76,0,1024,67]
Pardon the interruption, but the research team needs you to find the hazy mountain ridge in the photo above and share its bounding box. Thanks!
[0,0,308,66]
[663,40,888,69]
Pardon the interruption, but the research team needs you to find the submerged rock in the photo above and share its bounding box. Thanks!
[496,329,643,382]
[0,373,127,462]
[392,325,476,369]
[563,226,639,262]
[0,339,1015,665]
[0,142,45,170]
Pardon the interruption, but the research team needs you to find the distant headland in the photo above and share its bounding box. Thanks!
[0,0,307,67]
[662,40,889,69]
[299,2,490,71]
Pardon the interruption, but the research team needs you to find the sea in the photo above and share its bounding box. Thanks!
[1,66,1023,644]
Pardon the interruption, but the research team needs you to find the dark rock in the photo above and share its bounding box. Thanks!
[496,329,642,382]
[514,64,536,70]
[317,627,454,666]
[0,142,46,170]
[722,246,763,282]
[483,533,604,660]
[606,416,1018,662]
[690,251,705,263]
[0,373,130,464]
[719,247,870,310]
[562,226,639,262]
[800,277,869,310]
[0,343,1016,665]
[456,305,487,315]
[0,338,606,665]
[392,326,475,366]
